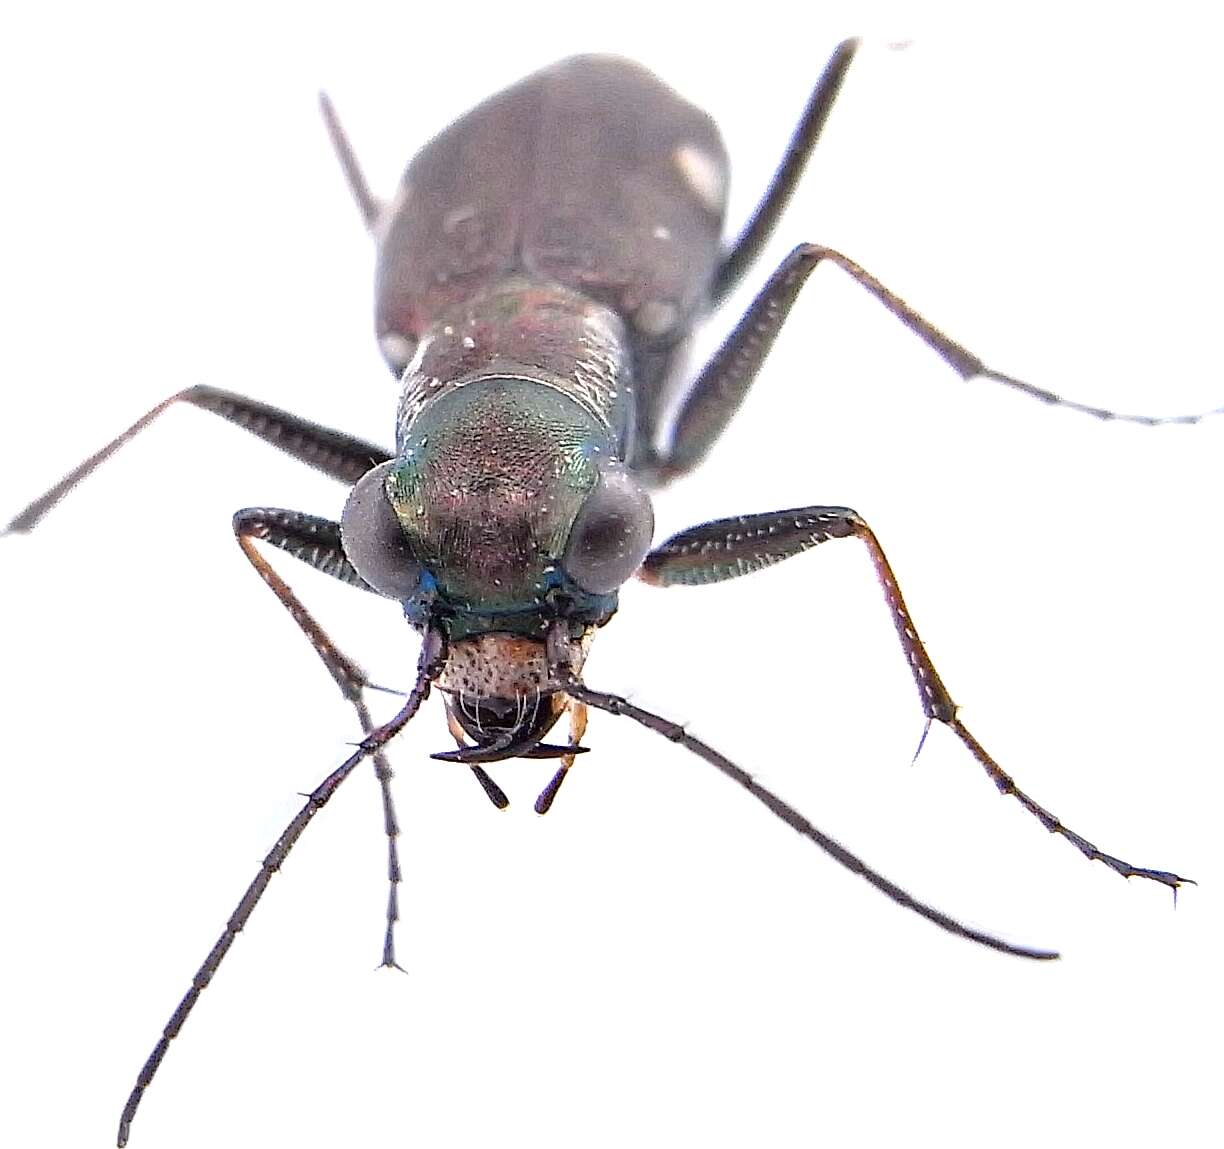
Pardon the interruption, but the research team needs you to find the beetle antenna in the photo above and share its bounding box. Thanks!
[318,90,380,229]
[558,674,1059,962]
[116,629,444,1148]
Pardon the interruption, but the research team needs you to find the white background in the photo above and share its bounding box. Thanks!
[0,3,1219,1147]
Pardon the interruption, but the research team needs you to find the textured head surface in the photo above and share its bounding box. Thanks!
[387,377,609,615]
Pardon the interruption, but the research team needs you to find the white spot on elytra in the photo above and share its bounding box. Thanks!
[674,144,726,212]
[373,181,411,243]
[652,225,671,241]
[379,332,413,370]
[635,299,680,337]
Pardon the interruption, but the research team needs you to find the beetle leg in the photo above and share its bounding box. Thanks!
[2,385,391,534]
[666,243,1223,480]
[318,90,381,230]
[712,38,859,305]
[640,505,1192,892]
[233,507,412,972]
[233,506,379,600]
[534,701,589,815]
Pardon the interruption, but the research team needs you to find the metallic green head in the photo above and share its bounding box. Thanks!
[392,377,603,613]
[339,376,654,638]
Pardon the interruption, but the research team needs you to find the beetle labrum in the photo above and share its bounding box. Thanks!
[2,41,1201,1147]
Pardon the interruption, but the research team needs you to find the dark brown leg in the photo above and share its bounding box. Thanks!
[318,90,381,230]
[3,385,390,535]
[712,39,859,305]
[233,507,409,968]
[640,506,1191,891]
[668,243,1222,480]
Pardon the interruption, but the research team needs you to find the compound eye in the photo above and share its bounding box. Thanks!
[563,464,654,594]
[340,461,423,599]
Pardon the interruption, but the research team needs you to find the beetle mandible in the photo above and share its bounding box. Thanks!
[2,41,1202,1147]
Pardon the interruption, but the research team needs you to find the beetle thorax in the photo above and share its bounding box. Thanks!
[395,278,633,449]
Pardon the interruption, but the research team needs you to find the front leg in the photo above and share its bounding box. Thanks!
[232,507,409,968]
[116,635,442,1148]
[641,506,1191,891]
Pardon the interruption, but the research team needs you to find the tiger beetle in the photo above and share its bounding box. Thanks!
[2,40,1205,1147]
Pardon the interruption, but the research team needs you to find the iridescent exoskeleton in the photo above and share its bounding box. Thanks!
[4,44,1198,1147]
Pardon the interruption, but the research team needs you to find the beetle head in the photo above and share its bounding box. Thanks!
[340,376,653,622]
